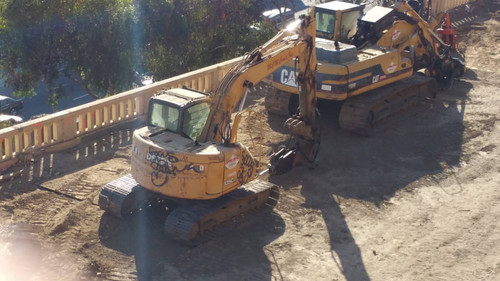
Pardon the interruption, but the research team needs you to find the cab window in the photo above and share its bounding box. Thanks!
[316,11,336,36]
[340,10,362,42]
[150,102,180,132]
[182,102,210,141]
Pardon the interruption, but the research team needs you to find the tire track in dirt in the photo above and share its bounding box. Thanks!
[97,268,138,281]
[53,201,139,280]
[167,212,284,281]
[1,135,137,280]
[5,192,74,228]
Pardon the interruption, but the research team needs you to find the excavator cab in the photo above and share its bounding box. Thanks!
[129,88,260,200]
[315,1,364,43]
[147,88,210,142]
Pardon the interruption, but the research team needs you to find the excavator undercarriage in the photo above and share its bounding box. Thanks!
[339,75,437,135]
[99,174,279,244]
[266,74,437,135]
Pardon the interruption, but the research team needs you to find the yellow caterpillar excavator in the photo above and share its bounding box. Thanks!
[265,0,465,135]
[99,14,320,244]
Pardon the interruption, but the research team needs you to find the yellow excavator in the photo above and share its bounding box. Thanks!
[265,0,465,134]
[99,14,320,243]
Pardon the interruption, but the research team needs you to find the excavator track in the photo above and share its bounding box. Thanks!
[98,174,139,218]
[99,175,279,244]
[98,174,172,219]
[339,75,437,135]
[164,179,279,245]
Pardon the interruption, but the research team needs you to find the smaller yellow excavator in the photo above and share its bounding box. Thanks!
[99,13,320,243]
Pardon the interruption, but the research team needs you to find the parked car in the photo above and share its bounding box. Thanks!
[0,95,24,114]
[0,114,23,129]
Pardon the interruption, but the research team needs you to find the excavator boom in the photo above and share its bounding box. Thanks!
[199,15,319,144]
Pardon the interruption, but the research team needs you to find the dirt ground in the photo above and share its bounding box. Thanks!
[1,8,499,281]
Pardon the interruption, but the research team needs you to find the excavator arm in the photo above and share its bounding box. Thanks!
[198,14,319,145]
[377,1,465,85]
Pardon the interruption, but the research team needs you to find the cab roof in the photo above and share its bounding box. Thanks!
[153,88,209,107]
[316,1,361,11]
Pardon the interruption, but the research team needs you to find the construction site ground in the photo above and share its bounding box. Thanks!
[1,12,499,281]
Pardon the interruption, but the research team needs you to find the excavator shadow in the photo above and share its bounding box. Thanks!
[268,73,473,281]
[98,206,285,281]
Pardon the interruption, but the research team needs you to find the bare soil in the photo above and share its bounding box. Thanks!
[1,11,499,281]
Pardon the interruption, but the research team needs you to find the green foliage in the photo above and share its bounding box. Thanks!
[0,0,136,101]
[67,0,136,98]
[0,0,275,104]
[139,0,275,80]
[0,121,13,129]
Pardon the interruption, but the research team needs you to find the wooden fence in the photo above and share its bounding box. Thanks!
[431,0,474,15]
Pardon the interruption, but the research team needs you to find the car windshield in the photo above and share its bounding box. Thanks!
[182,102,210,141]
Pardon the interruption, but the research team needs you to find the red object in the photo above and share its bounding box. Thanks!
[437,13,458,49]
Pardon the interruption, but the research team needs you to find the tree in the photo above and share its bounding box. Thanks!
[0,0,275,106]
[0,0,136,104]
[139,0,275,81]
